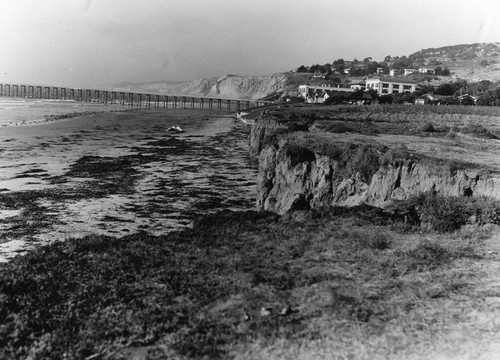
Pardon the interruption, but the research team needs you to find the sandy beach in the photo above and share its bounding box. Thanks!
[0,109,257,262]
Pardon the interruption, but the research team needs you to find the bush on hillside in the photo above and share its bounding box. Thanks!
[282,144,316,167]
[461,123,499,139]
[409,192,500,232]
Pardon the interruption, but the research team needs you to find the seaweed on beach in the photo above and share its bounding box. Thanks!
[0,200,60,240]
[56,155,142,196]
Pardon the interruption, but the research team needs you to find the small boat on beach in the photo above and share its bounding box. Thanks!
[236,111,254,125]
[167,125,184,133]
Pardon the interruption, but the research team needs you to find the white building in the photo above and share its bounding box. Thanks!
[389,69,401,77]
[350,81,366,91]
[418,67,435,75]
[364,77,417,95]
[298,85,354,103]
[404,69,417,76]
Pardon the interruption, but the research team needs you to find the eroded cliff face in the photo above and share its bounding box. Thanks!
[248,113,500,214]
[116,74,297,100]
[248,117,288,161]
[257,143,500,214]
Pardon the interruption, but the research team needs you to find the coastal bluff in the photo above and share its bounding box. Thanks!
[248,106,500,214]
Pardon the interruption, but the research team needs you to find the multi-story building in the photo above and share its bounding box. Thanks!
[365,77,418,95]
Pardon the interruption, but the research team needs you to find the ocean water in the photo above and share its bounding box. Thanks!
[0,97,130,126]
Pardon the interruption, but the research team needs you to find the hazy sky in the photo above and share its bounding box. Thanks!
[1,0,499,87]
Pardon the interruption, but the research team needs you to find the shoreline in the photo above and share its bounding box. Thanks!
[0,106,232,128]
[0,108,255,262]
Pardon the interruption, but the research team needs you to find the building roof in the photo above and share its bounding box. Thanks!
[366,77,418,85]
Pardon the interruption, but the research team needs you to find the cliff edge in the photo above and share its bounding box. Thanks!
[249,105,500,214]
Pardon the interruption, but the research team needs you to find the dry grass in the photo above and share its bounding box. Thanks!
[1,207,499,359]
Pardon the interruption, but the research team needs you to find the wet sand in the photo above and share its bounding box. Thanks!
[0,109,257,262]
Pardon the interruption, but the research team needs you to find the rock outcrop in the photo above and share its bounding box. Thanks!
[251,117,500,214]
[257,144,500,214]
[248,116,287,162]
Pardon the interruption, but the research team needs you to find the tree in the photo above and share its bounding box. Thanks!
[309,64,321,73]
[297,65,308,73]
[476,80,492,93]
[324,67,334,79]
[335,63,345,74]
[349,66,364,76]
[378,94,393,104]
[329,76,341,84]
[435,83,455,96]
[415,84,434,96]
[366,62,379,75]
[365,89,379,102]
[348,90,365,104]
[333,59,345,73]
[392,93,405,104]
[392,56,413,71]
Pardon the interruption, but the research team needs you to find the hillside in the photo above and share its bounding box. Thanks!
[113,73,309,101]
[408,42,500,82]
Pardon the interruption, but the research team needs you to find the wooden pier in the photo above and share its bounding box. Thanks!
[0,83,271,111]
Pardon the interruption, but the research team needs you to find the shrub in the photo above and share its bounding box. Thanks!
[417,122,436,133]
[413,193,472,232]
[403,240,452,271]
[263,128,290,148]
[461,123,499,139]
[281,144,316,167]
[324,122,353,133]
[380,144,413,165]
[378,94,394,104]
[345,145,382,181]
[287,120,310,132]
[408,192,500,232]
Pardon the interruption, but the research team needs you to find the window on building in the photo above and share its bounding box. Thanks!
[403,85,412,90]
[393,90,399,94]
[382,83,389,88]
[392,84,400,89]
[382,89,388,94]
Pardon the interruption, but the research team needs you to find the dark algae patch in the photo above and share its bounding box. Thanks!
[0,119,257,246]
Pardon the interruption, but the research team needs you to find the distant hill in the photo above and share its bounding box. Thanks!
[113,80,187,88]
[113,73,309,101]
[407,42,500,82]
